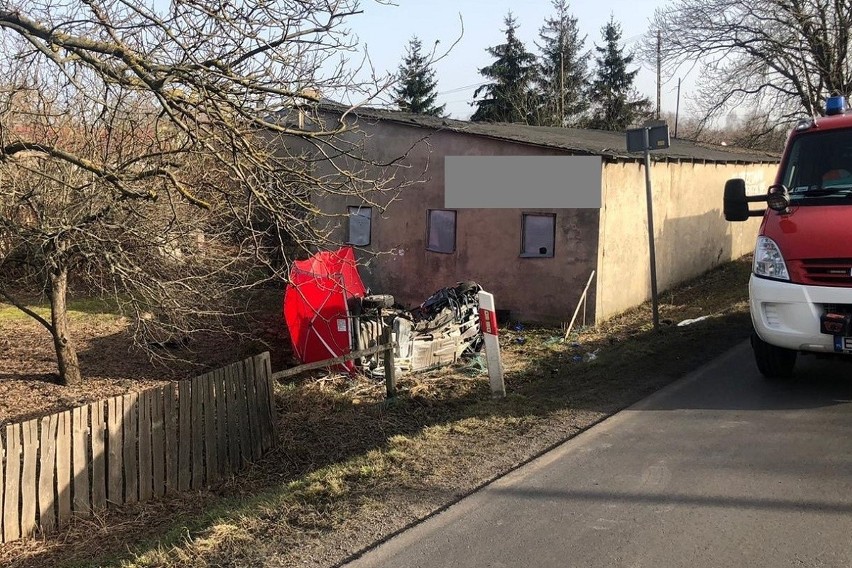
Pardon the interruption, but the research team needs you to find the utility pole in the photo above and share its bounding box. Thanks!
[560,50,564,125]
[674,77,681,138]
[559,25,565,126]
[656,30,661,120]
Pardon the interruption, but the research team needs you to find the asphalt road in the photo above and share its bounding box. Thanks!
[344,341,852,568]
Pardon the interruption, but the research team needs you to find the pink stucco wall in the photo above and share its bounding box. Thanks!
[312,116,602,324]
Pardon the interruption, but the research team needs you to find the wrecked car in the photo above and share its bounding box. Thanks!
[283,247,483,374]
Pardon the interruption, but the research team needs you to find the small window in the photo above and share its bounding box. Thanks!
[427,209,456,253]
[347,206,372,246]
[521,213,555,258]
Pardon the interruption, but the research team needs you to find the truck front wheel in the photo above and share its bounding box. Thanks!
[751,332,797,380]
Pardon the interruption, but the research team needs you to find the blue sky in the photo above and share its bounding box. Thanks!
[344,0,695,119]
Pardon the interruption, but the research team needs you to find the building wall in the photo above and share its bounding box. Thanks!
[313,118,602,323]
[301,112,778,325]
[595,160,777,321]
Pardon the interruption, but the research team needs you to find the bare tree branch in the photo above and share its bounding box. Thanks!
[0,0,417,384]
[643,0,852,138]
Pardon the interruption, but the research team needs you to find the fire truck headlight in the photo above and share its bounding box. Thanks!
[753,236,790,281]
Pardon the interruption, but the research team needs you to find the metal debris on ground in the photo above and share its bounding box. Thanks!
[677,315,711,327]
[461,354,488,377]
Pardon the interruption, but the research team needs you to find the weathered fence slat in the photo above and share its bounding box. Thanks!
[38,414,57,535]
[252,354,270,452]
[235,363,252,466]
[151,388,166,498]
[72,406,90,516]
[226,364,240,470]
[177,380,191,492]
[90,401,107,511]
[138,391,153,502]
[164,383,178,494]
[123,393,138,504]
[106,397,123,504]
[258,352,273,447]
[190,376,204,489]
[214,369,228,479]
[4,423,21,542]
[20,419,39,538]
[55,411,72,528]
[203,373,217,485]
[244,357,262,461]
[263,352,277,446]
[0,430,4,541]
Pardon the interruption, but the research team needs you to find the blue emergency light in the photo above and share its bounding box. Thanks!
[825,95,848,116]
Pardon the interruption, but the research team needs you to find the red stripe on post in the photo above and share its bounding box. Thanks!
[478,308,499,336]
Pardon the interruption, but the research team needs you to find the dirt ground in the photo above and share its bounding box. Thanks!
[0,293,292,426]
[0,258,755,568]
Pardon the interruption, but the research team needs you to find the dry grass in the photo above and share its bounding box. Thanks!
[0,257,755,568]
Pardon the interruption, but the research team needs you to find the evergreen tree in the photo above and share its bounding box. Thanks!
[535,0,589,127]
[471,12,538,123]
[394,36,446,116]
[586,16,651,130]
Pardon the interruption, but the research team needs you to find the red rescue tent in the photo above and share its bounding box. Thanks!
[283,247,366,371]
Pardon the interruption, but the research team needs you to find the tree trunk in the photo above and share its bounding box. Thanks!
[49,267,82,386]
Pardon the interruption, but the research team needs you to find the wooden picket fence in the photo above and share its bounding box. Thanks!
[0,351,276,544]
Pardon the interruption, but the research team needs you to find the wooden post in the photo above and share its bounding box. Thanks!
[563,271,596,340]
[382,327,396,399]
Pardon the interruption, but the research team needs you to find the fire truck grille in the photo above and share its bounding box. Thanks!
[801,258,852,286]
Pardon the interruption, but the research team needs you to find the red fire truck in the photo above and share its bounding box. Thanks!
[724,95,852,379]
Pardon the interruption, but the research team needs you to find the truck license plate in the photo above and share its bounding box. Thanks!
[834,336,852,352]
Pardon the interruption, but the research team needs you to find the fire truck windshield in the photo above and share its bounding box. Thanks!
[782,129,852,201]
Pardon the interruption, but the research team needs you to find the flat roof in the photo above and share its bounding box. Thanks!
[325,105,780,164]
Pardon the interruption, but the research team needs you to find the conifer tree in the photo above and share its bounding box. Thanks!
[587,16,651,130]
[394,36,446,116]
[535,0,589,126]
[471,12,538,123]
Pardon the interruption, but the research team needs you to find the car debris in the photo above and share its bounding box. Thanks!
[283,247,484,375]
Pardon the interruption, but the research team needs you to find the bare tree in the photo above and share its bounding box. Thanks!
[0,0,407,385]
[646,0,852,131]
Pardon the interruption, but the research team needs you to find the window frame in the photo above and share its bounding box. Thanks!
[426,209,457,254]
[520,212,556,258]
[346,205,373,246]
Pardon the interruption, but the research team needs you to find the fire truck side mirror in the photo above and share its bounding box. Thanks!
[724,178,766,221]
[724,179,750,221]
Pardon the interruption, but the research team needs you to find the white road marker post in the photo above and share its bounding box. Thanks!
[477,290,505,398]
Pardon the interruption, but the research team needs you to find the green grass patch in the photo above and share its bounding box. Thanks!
[0,296,121,322]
